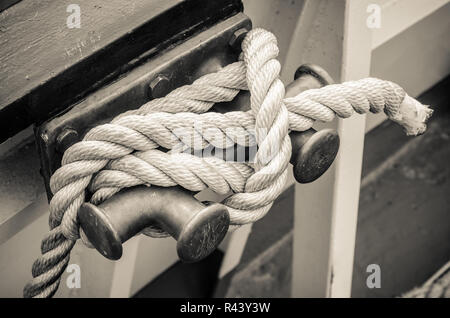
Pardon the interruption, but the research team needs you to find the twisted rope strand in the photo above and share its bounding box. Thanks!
[24,28,432,298]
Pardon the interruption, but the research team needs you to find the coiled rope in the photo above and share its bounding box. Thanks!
[23,28,432,298]
[403,261,450,298]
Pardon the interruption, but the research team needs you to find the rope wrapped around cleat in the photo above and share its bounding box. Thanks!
[23,28,432,298]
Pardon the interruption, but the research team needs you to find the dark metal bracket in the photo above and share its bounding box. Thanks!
[35,13,251,198]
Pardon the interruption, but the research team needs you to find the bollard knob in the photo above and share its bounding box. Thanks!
[286,64,340,183]
[289,129,339,183]
[79,185,229,262]
[212,64,340,183]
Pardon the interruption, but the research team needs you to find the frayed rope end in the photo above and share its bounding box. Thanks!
[390,94,433,136]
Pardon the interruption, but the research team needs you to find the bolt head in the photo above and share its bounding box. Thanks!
[56,128,79,154]
[229,28,249,52]
[149,75,170,99]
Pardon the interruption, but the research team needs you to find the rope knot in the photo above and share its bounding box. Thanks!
[24,28,432,298]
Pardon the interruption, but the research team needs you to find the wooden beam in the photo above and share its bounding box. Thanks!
[328,0,372,297]
[371,0,449,49]
[0,0,242,142]
[289,0,371,297]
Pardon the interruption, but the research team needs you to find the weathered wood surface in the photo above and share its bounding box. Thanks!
[0,0,242,142]
[0,135,43,242]
[0,0,22,13]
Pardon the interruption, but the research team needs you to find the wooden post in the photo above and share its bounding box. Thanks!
[289,0,372,297]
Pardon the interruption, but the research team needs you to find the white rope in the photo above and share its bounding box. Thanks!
[24,28,432,298]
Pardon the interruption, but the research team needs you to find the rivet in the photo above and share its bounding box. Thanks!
[56,128,79,154]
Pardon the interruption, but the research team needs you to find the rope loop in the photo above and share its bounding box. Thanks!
[23,28,432,298]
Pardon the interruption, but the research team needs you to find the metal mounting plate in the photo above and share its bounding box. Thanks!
[35,13,251,198]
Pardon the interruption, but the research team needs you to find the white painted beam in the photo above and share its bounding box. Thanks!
[371,0,449,49]
[289,0,371,298]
